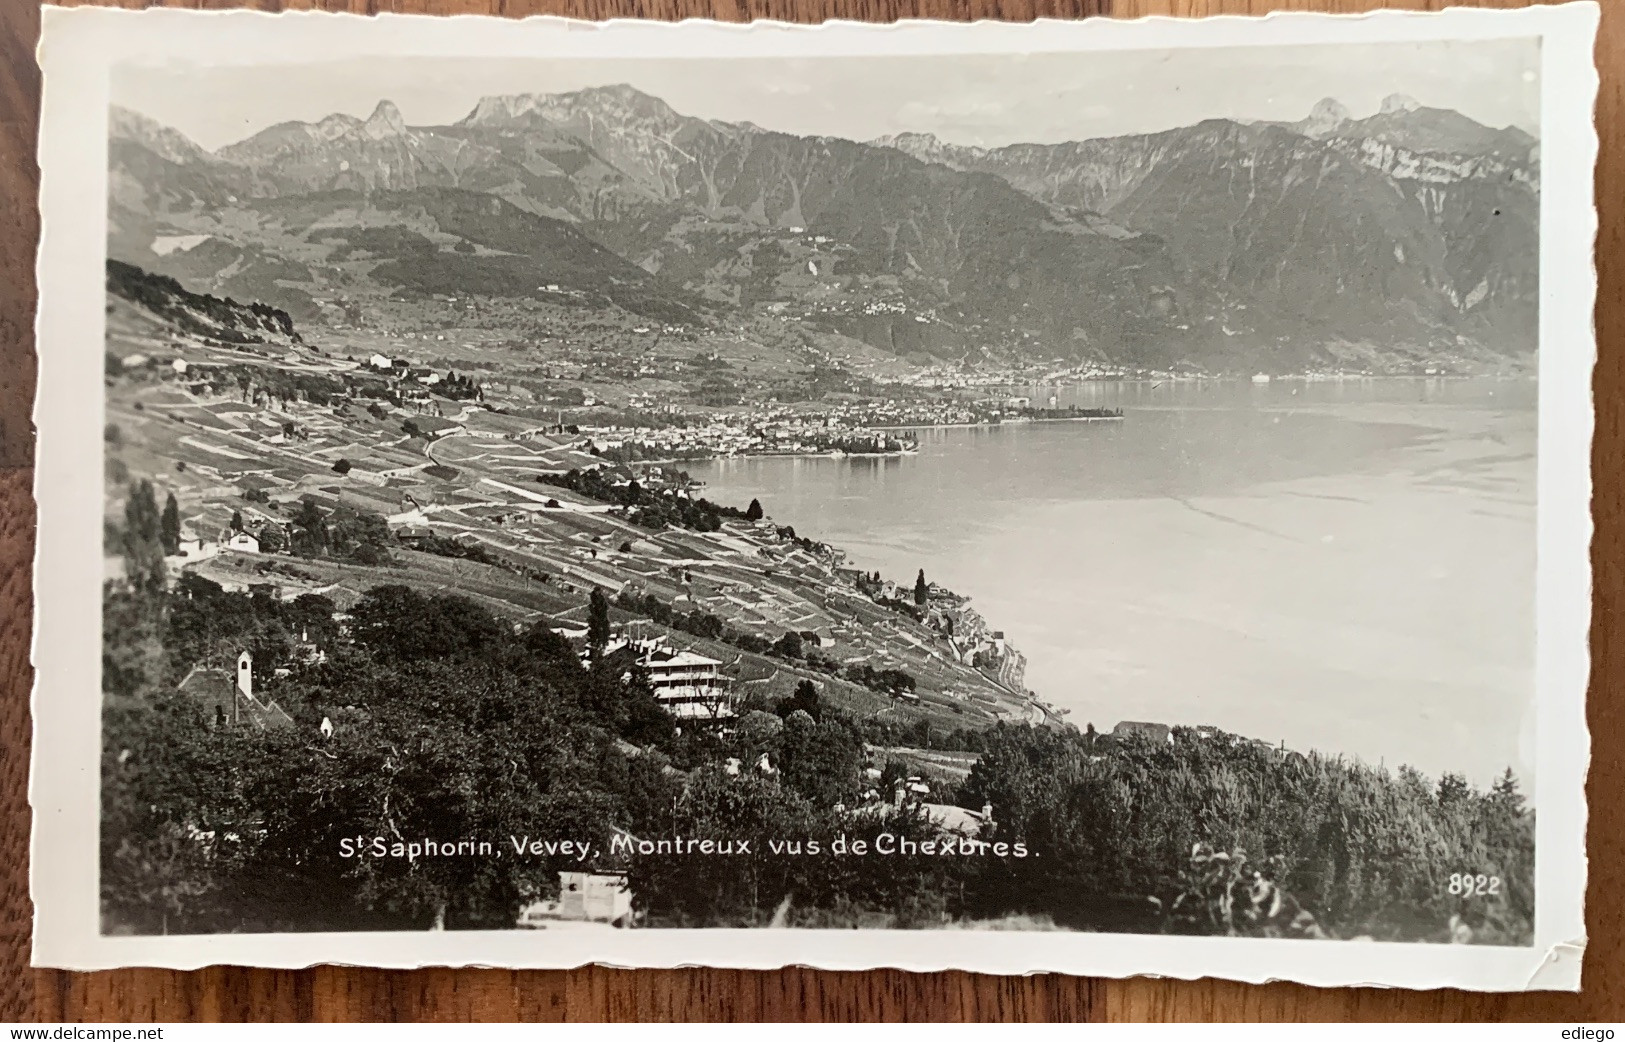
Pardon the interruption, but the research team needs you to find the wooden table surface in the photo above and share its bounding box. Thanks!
[1,0,1619,1022]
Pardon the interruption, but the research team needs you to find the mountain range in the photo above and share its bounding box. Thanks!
[107,85,1540,371]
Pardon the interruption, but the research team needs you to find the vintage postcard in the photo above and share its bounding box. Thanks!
[31,3,1597,988]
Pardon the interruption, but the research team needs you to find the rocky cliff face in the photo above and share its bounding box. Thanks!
[106,88,1540,368]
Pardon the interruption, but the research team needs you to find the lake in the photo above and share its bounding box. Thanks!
[689,378,1537,785]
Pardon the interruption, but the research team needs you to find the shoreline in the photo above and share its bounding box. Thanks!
[632,448,919,468]
[941,373,1535,391]
[872,416,1125,432]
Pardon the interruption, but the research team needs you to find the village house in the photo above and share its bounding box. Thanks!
[175,521,223,563]
[406,415,466,440]
[515,824,638,928]
[558,871,632,923]
[515,871,634,929]
[393,524,435,549]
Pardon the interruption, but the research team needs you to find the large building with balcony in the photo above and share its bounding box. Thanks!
[593,636,734,720]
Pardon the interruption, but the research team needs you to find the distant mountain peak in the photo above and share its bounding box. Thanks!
[870,131,990,168]
[561,84,679,120]
[577,83,653,104]
[1343,94,1539,161]
[460,83,676,128]
[874,131,942,149]
[364,100,406,138]
[461,94,536,125]
[1298,97,1351,138]
[109,106,214,165]
[1380,93,1422,115]
[109,105,164,138]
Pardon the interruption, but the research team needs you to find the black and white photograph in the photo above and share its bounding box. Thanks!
[30,4,1597,987]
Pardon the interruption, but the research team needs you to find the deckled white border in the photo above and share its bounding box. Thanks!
[30,2,1598,989]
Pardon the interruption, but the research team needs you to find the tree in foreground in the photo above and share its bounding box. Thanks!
[915,569,929,606]
[587,587,612,660]
[160,492,181,556]
[746,498,764,522]
[777,679,822,722]
[121,481,166,592]
[772,631,803,660]
[257,524,286,554]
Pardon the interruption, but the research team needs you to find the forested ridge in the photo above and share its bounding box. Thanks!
[108,259,299,345]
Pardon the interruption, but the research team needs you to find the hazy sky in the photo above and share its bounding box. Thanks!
[114,38,1540,153]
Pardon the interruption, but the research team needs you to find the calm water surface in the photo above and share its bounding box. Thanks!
[690,379,1536,784]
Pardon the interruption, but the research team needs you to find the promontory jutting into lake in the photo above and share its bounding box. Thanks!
[93,31,1546,946]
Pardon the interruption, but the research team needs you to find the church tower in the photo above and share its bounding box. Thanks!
[236,651,253,724]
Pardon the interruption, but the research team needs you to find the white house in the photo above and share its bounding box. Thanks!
[516,871,632,928]
[225,532,261,554]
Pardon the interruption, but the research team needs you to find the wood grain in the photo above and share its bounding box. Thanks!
[2,0,1619,1022]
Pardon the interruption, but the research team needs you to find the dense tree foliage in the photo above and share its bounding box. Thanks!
[953,724,1535,942]
[412,533,498,565]
[281,502,393,565]
[538,468,749,532]
[437,370,483,402]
